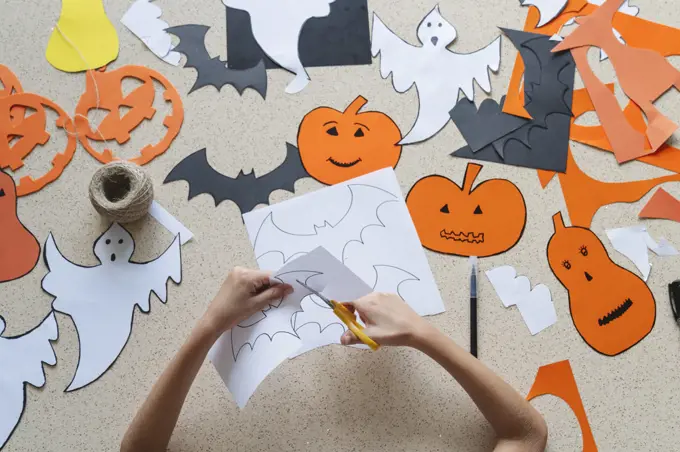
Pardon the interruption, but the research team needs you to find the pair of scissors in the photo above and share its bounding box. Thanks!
[296,280,379,351]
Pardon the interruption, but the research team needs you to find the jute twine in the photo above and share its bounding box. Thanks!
[89,161,154,223]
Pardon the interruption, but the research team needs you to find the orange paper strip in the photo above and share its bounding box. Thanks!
[527,360,597,451]
[639,188,680,223]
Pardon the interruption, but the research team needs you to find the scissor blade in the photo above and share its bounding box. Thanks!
[296,279,334,309]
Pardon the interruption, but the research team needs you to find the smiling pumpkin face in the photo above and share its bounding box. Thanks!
[297,96,402,185]
[547,212,656,356]
[406,163,526,257]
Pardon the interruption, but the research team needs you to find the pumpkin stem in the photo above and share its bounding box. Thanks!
[552,211,566,231]
[344,96,368,115]
[462,163,483,194]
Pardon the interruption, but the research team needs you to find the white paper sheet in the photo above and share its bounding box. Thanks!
[485,266,556,335]
[606,226,678,281]
[223,0,335,93]
[0,312,58,449]
[121,0,181,66]
[42,223,181,391]
[209,247,373,408]
[149,201,194,245]
[371,6,501,144]
[520,0,569,28]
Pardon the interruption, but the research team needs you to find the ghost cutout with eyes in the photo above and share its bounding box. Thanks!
[0,312,58,449]
[42,223,182,391]
[371,5,501,144]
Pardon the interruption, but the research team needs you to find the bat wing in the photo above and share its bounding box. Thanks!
[371,13,423,93]
[370,265,419,296]
[166,24,267,97]
[129,234,182,313]
[446,35,501,100]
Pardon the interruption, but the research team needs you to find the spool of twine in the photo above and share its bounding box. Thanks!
[89,161,154,223]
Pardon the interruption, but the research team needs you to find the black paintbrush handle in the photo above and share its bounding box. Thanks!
[471,296,478,358]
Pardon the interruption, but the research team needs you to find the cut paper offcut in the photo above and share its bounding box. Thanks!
[371,6,501,145]
[606,226,678,281]
[42,223,182,391]
[527,360,597,452]
[74,65,184,166]
[164,144,310,215]
[547,212,655,356]
[223,0,336,93]
[209,247,372,408]
[0,312,58,450]
[451,29,575,172]
[226,0,371,71]
[0,171,40,283]
[244,167,444,313]
[406,163,527,258]
[166,25,267,98]
[148,201,194,245]
[639,188,680,224]
[520,0,569,28]
[45,0,118,72]
[0,92,77,196]
[121,0,181,66]
[485,266,556,335]
[297,96,402,185]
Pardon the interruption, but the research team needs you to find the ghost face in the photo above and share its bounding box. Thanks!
[94,224,134,264]
[417,6,457,49]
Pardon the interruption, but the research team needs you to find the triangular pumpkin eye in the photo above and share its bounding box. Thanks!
[354,128,365,137]
[326,126,339,136]
[440,204,449,214]
[0,188,4,197]
[474,205,483,214]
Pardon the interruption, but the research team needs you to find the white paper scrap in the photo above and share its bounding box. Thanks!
[121,0,181,66]
[606,226,678,281]
[149,201,194,245]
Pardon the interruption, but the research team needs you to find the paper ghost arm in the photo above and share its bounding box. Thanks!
[371,13,423,93]
[42,233,95,304]
[447,36,501,100]
[130,234,182,313]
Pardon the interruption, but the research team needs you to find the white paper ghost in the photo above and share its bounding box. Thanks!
[42,223,182,391]
[371,6,501,144]
[121,0,181,66]
[0,312,58,449]
[223,0,335,93]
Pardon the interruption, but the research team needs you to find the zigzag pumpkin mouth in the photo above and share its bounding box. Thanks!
[327,157,362,168]
[598,298,633,326]
[440,230,484,243]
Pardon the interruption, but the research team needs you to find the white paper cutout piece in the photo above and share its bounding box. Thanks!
[42,223,181,391]
[149,201,194,245]
[520,0,569,28]
[0,312,58,449]
[371,6,501,145]
[606,226,678,281]
[121,0,181,66]
[485,266,557,335]
[223,0,335,93]
[209,247,372,408]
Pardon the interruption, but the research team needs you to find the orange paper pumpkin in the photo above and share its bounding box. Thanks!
[0,93,77,196]
[406,163,526,257]
[75,65,184,166]
[297,96,402,185]
[0,171,40,282]
[547,212,655,356]
[0,65,26,127]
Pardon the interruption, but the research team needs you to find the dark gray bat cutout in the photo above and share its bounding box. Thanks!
[166,24,267,97]
[225,0,371,70]
[164,144,310,215]
[451,29,575,172]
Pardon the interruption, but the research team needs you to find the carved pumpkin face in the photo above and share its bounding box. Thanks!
[75,65,184,166]
[297,96,402,185]
[406,163,526,257]
[547,212,656,356]
[0,64,26,127]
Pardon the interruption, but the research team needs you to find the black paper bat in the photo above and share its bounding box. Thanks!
[164,143,310,214]
[166,24,268,97]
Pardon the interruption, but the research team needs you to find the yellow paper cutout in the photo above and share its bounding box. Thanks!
[45,0,119,72]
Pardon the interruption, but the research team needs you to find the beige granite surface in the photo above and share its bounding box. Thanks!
[2,0,680,450]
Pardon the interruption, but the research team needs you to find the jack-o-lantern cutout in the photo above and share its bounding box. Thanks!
[547,212,656,356]
[0,65,26,127]
[0,93,77,196]
[297,96,402,185]
[0,171,40,282]
[75,65,184,166]
[406,163,526,257]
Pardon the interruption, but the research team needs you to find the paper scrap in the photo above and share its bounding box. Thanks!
[606,226,678,281]
[639,188,680,223]
[121,0,181,66]
[149,201,194,245]
[520,0,569,28]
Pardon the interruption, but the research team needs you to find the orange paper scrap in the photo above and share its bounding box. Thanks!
[639,188,680,223]
[527,360,597,451]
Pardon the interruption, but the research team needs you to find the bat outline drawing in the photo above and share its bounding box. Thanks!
[371,5,502,145]
[164,144,310,215]
[0,311,59,450]
[41,223,182,392]
[166,24,267,97]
